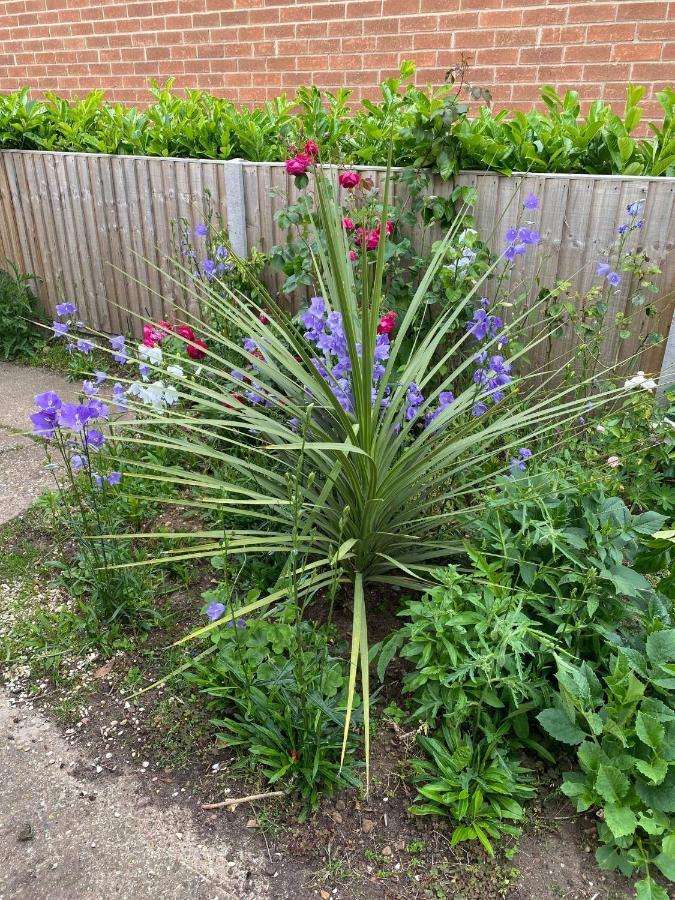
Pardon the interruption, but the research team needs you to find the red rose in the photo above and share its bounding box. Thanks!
[186,338,207,360]
[258,308,270,325]
[290,750,299,762]
[339,171,361,189]
[342,217,354,231]
[176,324,195,342]
[348,249,357,262]
[304,140,319,158]
[285,153,311,176]
[385,221,394,236]
[365,230,379,251]
[157,320,173,334]
[377,310,397,335]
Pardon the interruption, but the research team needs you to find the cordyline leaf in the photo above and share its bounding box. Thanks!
[101,153,637,789]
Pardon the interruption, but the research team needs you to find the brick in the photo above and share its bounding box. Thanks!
[567,3,617,24]
[587,22,636,42]
[520,46,564,65]
[612,41,663,61]
[618,2,669,21]
[478,9,523,28]
[564,43,611,62]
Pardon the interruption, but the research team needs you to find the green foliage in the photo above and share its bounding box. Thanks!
[409,725,535,855]
[377,566,546,737]
[187,616,361,817]
[0,71,672,176]
[0,266,44,359]
[538,649,675,897]
[568,391,675,517]
[466,465,670,662]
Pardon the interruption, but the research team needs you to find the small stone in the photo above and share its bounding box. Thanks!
[361,819,375,834]
[331,812,343,824]
[381,846,392,857]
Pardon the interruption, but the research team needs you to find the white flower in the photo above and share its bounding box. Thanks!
[138,344,163,366]
[607,455,621,468]
[163,386,179,406]
[596,425,606,433]
[624,371,657,392]
[166,364,184,379]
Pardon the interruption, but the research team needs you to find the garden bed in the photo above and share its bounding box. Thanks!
[1,506,639,900]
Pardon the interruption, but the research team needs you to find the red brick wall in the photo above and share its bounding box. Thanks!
[0,0,672,120]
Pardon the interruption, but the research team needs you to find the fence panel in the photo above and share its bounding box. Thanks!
[0,150,672,377]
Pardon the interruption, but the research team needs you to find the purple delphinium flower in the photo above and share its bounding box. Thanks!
[633,219,644,229]
[76,339,94,354]
[35,391,62,412]
[93,473,103,488]
[114,349,128,365]
[55,302,77,316]
[82,380,99,397]
[70,454,86,471]
[596,262,611,277]
[94,371,107,384]
[242,337,257,353]
[110,335,126,351]
[194,223,208,237]
[52,321,69,336]
[30,410,58,438]
[523,193,539,210]
[84,429,105,450]
[205,602,225,621]
[226,617,246,629]
[107,471,122,486]
[112,383,127,411]
[627,200,644,216]
[59,403,94,431]
[472,401,488,417]
[509,447,532,475]
[139,363,151,380]
[202,258,216,279]
[607,271,622,287]
[86,397,109,420]
[405,382,424,422]
[617,224,629,235]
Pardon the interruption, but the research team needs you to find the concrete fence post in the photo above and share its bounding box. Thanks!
[658,310,675,398]
[223,159,248,259]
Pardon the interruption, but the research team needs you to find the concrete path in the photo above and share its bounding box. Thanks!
[0,362,78,525]
[0,694,281,900]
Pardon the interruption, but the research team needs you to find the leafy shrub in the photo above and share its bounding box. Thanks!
[188,616,361,817]
[409,725,535,856]
[377,566,547,742]
[538,645,675,900]
[0,66,673,176]
[0,266,44,359]
[466,466,670,663]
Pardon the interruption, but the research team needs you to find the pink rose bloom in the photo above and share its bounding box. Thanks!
[339,171,361,189]
[385,221,394,236]
[342,217,354,231]
[377,311,397,335]
[348,250,357,262]
[259,308,270,325]
[157,320,173,336]
[285,153,311,176]
[607,455,620,468]
[304,140,319,158]
[365,230,380,251]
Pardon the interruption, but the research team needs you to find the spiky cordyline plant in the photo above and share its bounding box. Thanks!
[109,165,627,785]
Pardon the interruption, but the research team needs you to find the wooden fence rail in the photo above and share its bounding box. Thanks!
[0,150,673,379]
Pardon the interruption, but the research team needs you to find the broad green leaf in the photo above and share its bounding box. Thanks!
[603,803,637,839]
[646,630,675,667]
[537,708,586,745]
[595,764,629,804]
[635,711,665,751]
[635,877,670,900]
[654,834,675,881]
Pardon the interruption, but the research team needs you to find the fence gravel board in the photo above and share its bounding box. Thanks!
[0,150,673,377]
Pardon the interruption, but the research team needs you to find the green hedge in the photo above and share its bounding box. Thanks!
[1,65,673,177]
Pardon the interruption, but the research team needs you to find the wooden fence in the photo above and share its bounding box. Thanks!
[0,150,673,379]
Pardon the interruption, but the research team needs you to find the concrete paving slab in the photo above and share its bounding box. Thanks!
[0,694,283,900]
